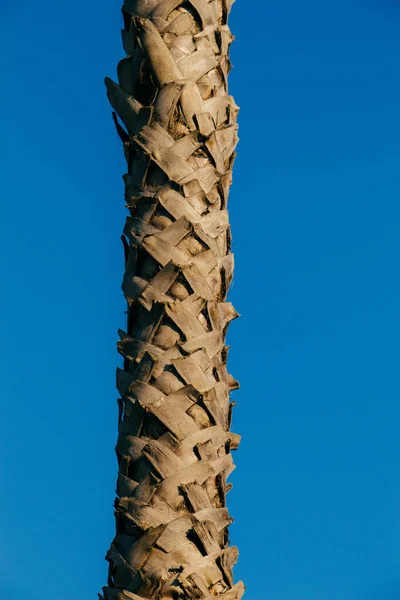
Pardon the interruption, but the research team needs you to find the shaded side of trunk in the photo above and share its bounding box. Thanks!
[100,2,242,599]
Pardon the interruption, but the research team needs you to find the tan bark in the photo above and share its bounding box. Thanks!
[100,2,242,599]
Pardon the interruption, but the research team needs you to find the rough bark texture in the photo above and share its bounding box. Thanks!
[100,1,242,599]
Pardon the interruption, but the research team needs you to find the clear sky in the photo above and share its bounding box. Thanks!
[1,1,400,599]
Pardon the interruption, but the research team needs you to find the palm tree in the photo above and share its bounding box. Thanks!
[100,1,243,598]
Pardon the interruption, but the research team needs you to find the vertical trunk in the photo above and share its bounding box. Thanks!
[100,2,243,599]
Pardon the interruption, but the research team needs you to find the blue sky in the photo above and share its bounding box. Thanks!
[1,1,400,599]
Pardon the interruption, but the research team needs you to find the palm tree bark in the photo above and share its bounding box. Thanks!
[100,2,243,599]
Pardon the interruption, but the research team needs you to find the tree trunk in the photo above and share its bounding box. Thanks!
[100,2,243,599]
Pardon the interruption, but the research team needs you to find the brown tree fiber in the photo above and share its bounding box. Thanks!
[100,2,242,598]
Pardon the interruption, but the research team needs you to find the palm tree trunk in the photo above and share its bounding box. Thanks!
[100,2,243,599]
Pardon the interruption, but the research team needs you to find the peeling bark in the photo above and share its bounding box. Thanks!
[100,1,242,599]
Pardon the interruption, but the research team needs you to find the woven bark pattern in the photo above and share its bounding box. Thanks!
[100,1,242,599]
